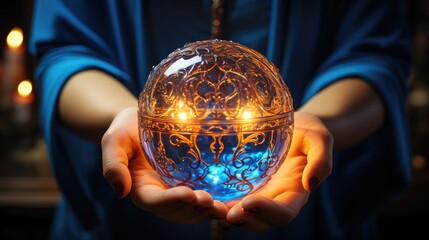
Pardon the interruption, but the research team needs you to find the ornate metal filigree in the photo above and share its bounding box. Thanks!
[138,39,294,201]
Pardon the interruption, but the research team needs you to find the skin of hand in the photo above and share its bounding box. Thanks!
[220,112,333,231]
[61,70,228,223]
[102,107,228,224]
[60,70,383,230]
[101,108,333,230]
[219,78,384,231]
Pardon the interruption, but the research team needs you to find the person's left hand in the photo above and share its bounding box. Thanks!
[221,111,333,232]
[102,107,228,224]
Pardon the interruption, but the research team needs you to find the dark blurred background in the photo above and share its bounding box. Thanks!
[0,1,428,239]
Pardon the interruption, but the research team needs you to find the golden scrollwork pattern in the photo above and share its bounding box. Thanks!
[138,39,294,201]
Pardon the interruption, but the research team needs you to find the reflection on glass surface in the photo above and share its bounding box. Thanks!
[138,39,294,201]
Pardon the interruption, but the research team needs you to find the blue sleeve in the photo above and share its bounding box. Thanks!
[267,0,412,231]
[28,0,147,230]
[300,0,413,225]
[304,0,412,179]
[304,1,411,103]
[29,0,135,152]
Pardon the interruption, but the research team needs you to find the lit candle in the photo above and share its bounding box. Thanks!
[12,79,36,149]
[0,27,26,112]
[13,79,34,124]
[7,27,24,51]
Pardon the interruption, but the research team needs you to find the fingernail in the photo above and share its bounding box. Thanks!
[309,177,320,192]
[113,183,124,199]
[244,207,260,215]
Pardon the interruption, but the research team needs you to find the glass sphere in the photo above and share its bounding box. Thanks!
[138,39,294,201]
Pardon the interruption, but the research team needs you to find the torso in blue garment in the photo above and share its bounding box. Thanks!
[29,0,412,239]
[47,1,282,239]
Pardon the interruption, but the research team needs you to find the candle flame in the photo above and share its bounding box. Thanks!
[17,80,32,97]
[7,27,24,49]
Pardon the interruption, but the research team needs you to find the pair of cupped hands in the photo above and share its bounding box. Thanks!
[101,107,333,232]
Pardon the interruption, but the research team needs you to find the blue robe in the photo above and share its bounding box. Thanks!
[29,0,412,239]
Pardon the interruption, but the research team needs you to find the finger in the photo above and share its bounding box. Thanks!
[173,190,216,223]
[130,167,199,219]
[194,190,215,208]
[132,186,227,224]
[226,200,272,232]
[224,198,241,209]
[225,167,310,230]
[241,192,309,227]
[291,112,333,192]
[132,185,196,213]
[223,159,307,230]
[300,125,333,192]
[159,191,227,223]
[102,128,133,199]
[212,200,229,219]
[102,107,144,198]
[176,199,228,224]
[226,191,309,232]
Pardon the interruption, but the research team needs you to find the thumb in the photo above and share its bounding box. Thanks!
[295,112,333,192]
[101,107,138,198]
[302,127,333,192]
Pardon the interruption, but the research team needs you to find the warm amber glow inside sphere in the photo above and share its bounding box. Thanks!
[138,39,294,201]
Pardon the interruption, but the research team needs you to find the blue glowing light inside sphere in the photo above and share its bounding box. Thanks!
[138,39,294,201]
[140,130,290,201]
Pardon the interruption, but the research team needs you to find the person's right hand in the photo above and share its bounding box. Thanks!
[101,107,228,224]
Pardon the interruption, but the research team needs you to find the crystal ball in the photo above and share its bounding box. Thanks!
[138,39,294,201]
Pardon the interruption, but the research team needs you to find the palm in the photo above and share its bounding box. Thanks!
[102,109,331,230]
[223,112,333,231]
[102,107,228,224]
